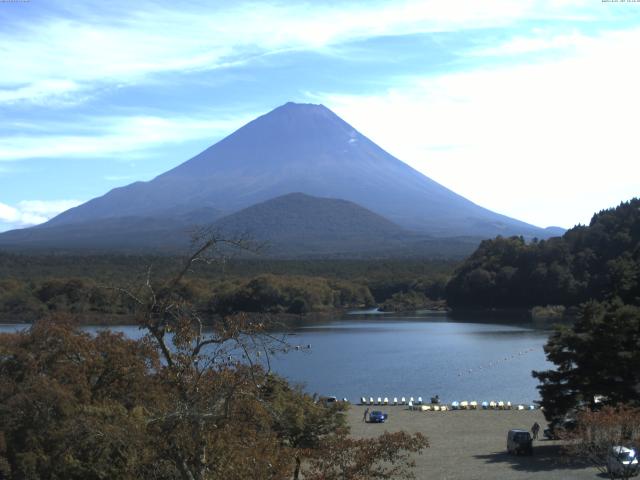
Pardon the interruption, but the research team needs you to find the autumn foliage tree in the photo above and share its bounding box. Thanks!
[1,232,429,479]
[0,317,163,479]
[563,405,640,479]
[307,431,429,480]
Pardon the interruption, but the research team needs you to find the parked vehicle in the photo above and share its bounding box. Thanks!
[507,429,533,455]
[607,446,639,478]
[368,411,388,423]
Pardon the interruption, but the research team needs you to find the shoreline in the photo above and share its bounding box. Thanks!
[0,306,571,326]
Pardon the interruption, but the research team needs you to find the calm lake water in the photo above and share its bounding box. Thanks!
[0,311,554,404]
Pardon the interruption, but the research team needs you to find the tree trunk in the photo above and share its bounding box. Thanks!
[293,455,301,480]
[177,457,196,480]
[196,423,207,480]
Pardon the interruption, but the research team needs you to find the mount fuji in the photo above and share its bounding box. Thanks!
[0,102,562,255]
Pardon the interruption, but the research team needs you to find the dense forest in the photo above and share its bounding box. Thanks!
[2,198,638,320]
[0,255,453,322]
[446,198,640,309]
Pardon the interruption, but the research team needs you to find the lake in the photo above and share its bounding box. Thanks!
[0,310,554,404]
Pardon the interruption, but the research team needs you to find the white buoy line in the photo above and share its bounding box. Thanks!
[456,346,538,377]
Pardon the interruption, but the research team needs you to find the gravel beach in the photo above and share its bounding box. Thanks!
[347,405,598,479]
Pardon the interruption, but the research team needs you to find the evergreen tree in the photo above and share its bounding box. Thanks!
[533,302,640,423]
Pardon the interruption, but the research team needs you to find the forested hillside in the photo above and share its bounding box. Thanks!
[0,255,453,322]
[446,198,640,308]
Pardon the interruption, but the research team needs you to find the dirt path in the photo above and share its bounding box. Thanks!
[347,405,598,479]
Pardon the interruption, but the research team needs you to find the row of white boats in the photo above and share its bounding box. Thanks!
[359,397,538,411]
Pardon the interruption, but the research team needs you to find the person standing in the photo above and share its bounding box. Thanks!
[363,407,370,422]
[531,422,540,440]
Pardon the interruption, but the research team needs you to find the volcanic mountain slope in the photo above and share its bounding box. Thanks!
[215,192,480,258]
[0,193,480,257]
[217,192,402,236]
[214,192,410,256]
[41,102,554,238]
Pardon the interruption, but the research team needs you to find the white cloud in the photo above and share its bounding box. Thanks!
[0,113,252,161]
[319,27,640,228]
[0,0,596,105]
[470,31,591,56]
[0,79,87,106]
[0,199,82,230]
[0,203,19,223]
[17,199,83,216]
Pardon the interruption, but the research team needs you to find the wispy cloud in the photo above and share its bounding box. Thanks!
[318,26,640,228]
[0,113,253,161]
[469,31,591,57]
[1,0,598,105]
[0,79,88,106]
[0,199,82,228]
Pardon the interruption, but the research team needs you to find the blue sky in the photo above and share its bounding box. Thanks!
[1,0,639,232]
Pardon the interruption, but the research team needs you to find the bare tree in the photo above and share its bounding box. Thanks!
[112,229,429,480]
[306,431,429,480]
[119,229,285,480]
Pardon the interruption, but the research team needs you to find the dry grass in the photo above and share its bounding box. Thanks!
[347,405,599,479]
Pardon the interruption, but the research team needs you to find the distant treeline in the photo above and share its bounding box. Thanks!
[4,199,638,320]
[0,254,455,282]
[446,198,640,309]
[0,256,455,322]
